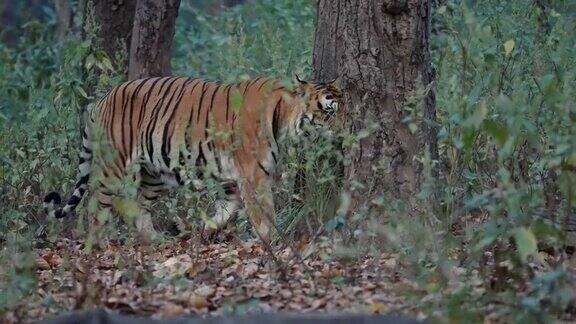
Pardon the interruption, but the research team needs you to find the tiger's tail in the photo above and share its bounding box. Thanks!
[43,127,92,219]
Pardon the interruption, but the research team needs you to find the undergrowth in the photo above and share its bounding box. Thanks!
[1,0,575,322]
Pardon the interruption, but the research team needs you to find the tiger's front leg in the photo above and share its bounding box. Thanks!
[202,194,241,240]
[239,169,275,243]
[238,163,288,273]
[135,172,166,242]
[134,195,159,242]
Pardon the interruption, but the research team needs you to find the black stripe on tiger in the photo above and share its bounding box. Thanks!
[146,77,180,164]
[272,98,282,144]
[257,161,270,176]
[137,77,166,129]
[125,79,150,161]
[196,82,209,124]
[205,84,222,139]
[161,78,195,167]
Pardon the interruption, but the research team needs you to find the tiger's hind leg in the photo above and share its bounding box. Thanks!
[204,184,242,241]
[86,184,116,249]
[135,194,159,242]
[135,170,166,241]
[214,181,241,226]
[238,168,275,244]
[213,198,241,228]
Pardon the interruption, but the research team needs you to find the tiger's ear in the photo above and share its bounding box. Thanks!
[294,74,308,85]
[326,76,341,87]
[294,74,309,97]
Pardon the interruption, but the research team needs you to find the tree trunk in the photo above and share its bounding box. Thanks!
[54,0,72,42]
[224,0,245,6]
[0,1,16,44]
[128,0,181,80]
[535,0,551,37]
[312,0,438,212]
[0,1,15,28]
[92,0,137,73]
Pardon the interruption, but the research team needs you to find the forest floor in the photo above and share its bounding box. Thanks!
[3,235,409,323]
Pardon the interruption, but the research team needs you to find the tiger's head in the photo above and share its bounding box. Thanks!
[291,75,343,136]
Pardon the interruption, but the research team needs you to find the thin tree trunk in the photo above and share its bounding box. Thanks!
[224,0,244,6]
[74,0,87,35]
[92,0,137,73]
[0,1,15,29]
[128,0,181,80]
[535,0,551,37]
[54,0,72,42]
[313,0,438,212]
[0,1,16,44]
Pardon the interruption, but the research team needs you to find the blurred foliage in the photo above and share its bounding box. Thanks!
[173,0,314,82]
[1,0,576,322]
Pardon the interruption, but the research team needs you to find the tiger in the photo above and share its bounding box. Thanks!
[43,76,342,242]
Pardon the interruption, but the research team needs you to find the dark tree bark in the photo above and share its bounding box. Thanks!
[0,1,16,44]
[0,1,15,29]
[313,0,438,211]
[535,0,551,37]
[128,0,181,80]
[92,0,137,72]
[203,0,244,13]
[224,0,244,6]
[54,0,72,41]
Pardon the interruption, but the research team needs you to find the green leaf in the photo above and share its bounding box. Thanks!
[112,198,140,223]
[531,219,563,243]
[566,153,576,168]
[504,39,515,56]
[475,234,497,251]
[461,128,476,150]
[199,210,218,229]
[483,120,508,146]
[466,102,487,129]
[230,89,243,114]
[325,216,345,232]
[514,227,537,262]
[260,81,272,94]
[75,86,91,100]
[357,129,371,140]
[85,54,95,71]
[99,56,114,72]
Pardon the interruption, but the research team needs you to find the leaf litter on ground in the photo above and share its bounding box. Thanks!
[2,236,407,323]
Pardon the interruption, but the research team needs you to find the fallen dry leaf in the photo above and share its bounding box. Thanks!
[187,293,210,310]
[49,254,63,267]
[36,256,50,270]
[279,289,293,299]
[311,298,326,310]
[383,258,397,269]
[158,303,185,317]
[242,262,259,278]
[153,254,192,278]
[194,285,216,298]
[185,261,206,279]
[368,302,388,314]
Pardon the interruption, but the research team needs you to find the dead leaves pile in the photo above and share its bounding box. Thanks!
[4,237,405,323]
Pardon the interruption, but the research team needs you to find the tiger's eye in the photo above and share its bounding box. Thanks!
[325,95,334,100]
